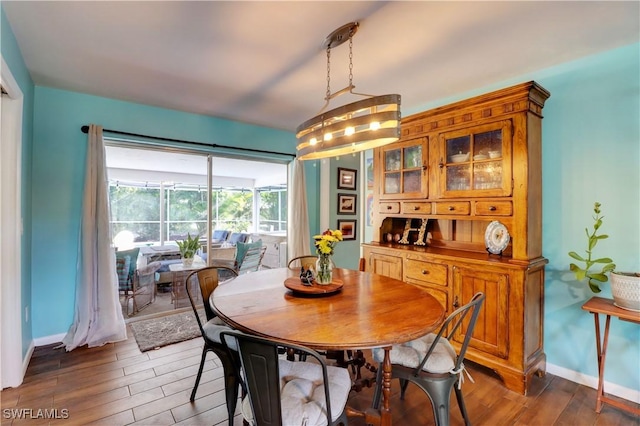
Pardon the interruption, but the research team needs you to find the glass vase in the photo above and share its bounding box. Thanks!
[315,254,334,285]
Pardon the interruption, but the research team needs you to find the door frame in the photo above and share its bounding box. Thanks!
[0,54,25,388]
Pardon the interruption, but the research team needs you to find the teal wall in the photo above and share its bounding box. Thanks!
[331,155,361,270]
[3,1,638,393]
[1,6,34,359]
[409,42,640,392]
[31,87,299,338]
[539,44,639,393]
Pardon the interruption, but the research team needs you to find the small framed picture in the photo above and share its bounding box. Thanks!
[337,193,357,215]
[337,167,357,190]
[337,219,357,240]
[366,157,374,189]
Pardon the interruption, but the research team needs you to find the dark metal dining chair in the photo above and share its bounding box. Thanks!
[371,292,485,426]
[220,330,351,426]
[185,266,242,422]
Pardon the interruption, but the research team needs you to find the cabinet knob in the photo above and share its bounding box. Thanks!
[453,296,460,309]
[413,206,420,211]
[489,205,497,211]
[448,206,455,211]
[387,205,392,210]
[421,270,429,275]
[439,162,444,169]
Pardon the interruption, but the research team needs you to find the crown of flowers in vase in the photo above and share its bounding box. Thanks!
[313,229,343,256]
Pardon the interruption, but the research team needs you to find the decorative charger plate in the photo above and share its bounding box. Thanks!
[485,220,510,255]
[284,277,344,296]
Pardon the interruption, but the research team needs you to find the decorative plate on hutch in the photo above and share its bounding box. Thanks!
[485,220,510,255]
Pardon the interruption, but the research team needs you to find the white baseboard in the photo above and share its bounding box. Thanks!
[33,333,66,347]
[547,362,640,404]
[22,340,34,379]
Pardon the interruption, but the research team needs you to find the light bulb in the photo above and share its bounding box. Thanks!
[309,137,317,146]
[370,122,381,131]
[324,132,332,141]
[345,126,355,136]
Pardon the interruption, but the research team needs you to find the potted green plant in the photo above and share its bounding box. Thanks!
[569,202,640,311]
[176,233,201,267]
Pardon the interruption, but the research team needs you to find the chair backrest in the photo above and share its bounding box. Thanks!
[220,331,335,426]
[416,292,485,373]
[115,247,140,291]
[135,261,162,288]
[212,229,230,242]
[359,257,366,271]
[287,255,317,270]
[186,267,238,327]
[237,245,267,275]
[228,232,250,245]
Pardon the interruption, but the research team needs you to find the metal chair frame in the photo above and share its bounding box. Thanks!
[372,292,485,426]
[220,330,349,426]
[185,266,242,422]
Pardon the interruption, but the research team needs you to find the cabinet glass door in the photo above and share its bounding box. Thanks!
[379,138,428,199]
[439,121,512,197]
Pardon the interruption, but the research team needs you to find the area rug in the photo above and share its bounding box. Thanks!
[130,309,205,352]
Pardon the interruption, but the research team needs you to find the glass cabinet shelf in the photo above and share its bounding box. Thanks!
[440,120,512,197]
[380,137,428,199]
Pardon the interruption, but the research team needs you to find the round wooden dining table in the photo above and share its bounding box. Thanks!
[210,267,445,426]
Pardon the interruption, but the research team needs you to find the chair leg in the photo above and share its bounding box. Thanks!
[419,378,456,426]
[217,350,241,422]
[191,347,241,424]
[125,293,133,317]
[454,384,471,426]
[371,365,383,409]
[190,347,208,401]
[399,378,410,400]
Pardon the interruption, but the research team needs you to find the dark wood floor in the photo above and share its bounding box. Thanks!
[2,327,638,426]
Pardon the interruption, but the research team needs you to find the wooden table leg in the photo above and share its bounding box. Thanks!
[590,309,640,416]
[349,346,393,426]
[593,312,606,413]
[380,346,392,426]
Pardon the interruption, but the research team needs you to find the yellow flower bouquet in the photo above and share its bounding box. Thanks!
[313,229,343,284]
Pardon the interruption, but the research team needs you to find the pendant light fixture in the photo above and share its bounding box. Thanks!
[296,22,401,160]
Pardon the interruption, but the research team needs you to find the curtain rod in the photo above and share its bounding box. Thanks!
[80,125,296,158]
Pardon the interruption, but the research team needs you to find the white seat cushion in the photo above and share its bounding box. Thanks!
[242,358,351,426]
[372,333,457,374]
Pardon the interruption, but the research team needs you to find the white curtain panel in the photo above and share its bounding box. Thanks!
[287,159,311,260]
[62,124,126,351]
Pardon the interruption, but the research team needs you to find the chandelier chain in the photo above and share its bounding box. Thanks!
[325,46,331,101]
[348,34,354,87]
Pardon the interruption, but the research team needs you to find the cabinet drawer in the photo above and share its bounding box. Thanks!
[405,258,448,286]
[379,202,400,214]
[402,202,432,214]
[475,201,513,216]
[434,201,470,215]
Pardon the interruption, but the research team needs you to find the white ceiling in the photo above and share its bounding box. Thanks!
[4,0,639,177]
[5,1,639,132]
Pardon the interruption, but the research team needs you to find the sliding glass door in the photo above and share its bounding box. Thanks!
[105,144,287,250]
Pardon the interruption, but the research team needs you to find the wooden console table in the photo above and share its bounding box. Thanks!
[581,297,640,416]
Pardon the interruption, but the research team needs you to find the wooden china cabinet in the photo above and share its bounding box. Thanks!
[362,81,550,395]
